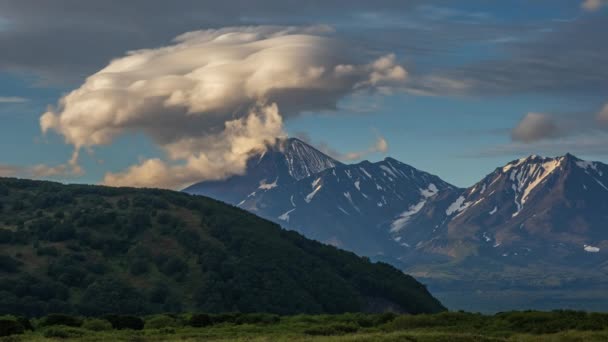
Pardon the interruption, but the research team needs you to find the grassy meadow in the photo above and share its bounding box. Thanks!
[2,311,608,341]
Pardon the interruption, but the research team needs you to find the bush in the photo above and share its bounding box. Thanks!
[43,326,86,338]
[145,314,179,329]
[235,313,280,325]
[189,313,213,327]
[103,315,144,330]
[82,318,113,331]
[0,255,22,273]
[80,279,146,315]
[39,313,83,327]
[304,323,359,336]
[16,316,33,331]
[36,246,59,257]
[0,317,24,337]
[209,312,245,324]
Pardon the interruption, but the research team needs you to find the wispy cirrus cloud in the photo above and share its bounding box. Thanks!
[0,96,28,103]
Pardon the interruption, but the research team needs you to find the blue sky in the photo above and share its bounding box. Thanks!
[0,0,607,188]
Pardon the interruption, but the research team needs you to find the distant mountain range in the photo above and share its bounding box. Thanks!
[185,138,608,312]
[185,138,455,256]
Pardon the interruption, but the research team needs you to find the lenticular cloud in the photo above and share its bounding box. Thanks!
[40,25,407,189]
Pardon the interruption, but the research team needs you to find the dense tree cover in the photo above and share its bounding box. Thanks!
[0,177,444,317]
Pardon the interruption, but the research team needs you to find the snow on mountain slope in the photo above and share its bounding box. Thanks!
[183,137,341,205]
[185,137,457,257]
[402,153,608,262]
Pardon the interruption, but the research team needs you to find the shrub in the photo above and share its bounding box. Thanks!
[145,315,179,329]
[43,326,86,338]
[235,313,280,325]
[36,246,59,257]
[209,312,244,324]
[0,255,22,273]
[15,317,33,331]
[103,315,144,330]
[39,313,83,327]
[82,318,113,331]
[304,323,359,336]
[0,317,24,337]
[189,313,212,327]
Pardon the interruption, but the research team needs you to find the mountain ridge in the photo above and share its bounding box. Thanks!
[184,138,608,311]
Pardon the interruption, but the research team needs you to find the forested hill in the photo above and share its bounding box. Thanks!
[0,177,445,317]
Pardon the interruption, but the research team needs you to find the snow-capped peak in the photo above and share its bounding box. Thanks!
[277,138,343,180]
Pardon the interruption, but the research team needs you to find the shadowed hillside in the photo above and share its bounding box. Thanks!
[0,177,444,317]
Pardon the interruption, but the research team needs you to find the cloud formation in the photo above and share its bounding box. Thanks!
[582,0,607,11]
[341,136,389,161]
[295,132,389,162]
[0,96,28,103]
[511,113,560,143]
[41,26,407,189]
[597,103,608,123]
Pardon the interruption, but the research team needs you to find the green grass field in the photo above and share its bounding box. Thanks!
[3,311,608,341]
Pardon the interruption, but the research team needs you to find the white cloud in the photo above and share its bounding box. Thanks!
[41,26,407,189]
[0,96,28,103]
[342,136,390,161]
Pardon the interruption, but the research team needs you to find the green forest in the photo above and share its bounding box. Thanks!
[0,177,443,317]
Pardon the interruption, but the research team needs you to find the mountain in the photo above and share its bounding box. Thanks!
[398,154,608,311]
[184,138,342,205]
[186,141,608,312]
[0,177,445,317]
[185,138,456,257]
[398,153,608,259]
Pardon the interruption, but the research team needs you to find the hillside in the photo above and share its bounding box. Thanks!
[0,177,445,317]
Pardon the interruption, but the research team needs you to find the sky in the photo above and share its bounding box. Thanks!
[0,0,607,188]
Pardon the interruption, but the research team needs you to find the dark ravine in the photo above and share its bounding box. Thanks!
[185,138,608,312]
[0,177,445,317]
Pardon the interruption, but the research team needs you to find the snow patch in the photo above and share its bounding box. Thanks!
[595,178,608,191]
[337,206,350,215]
[258,178,278,190]
[278,209,296,222]
[380,165,397,178]
[390,184,439,232]
[305,184,322,203]
[489,206,498,215]
[576,160,598,172]
[354,181,361,191]
[482,232,492,242]
[420,183,439,198]
[360,167,372,178]
[446,196,471,216]
[390,200,426,233]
